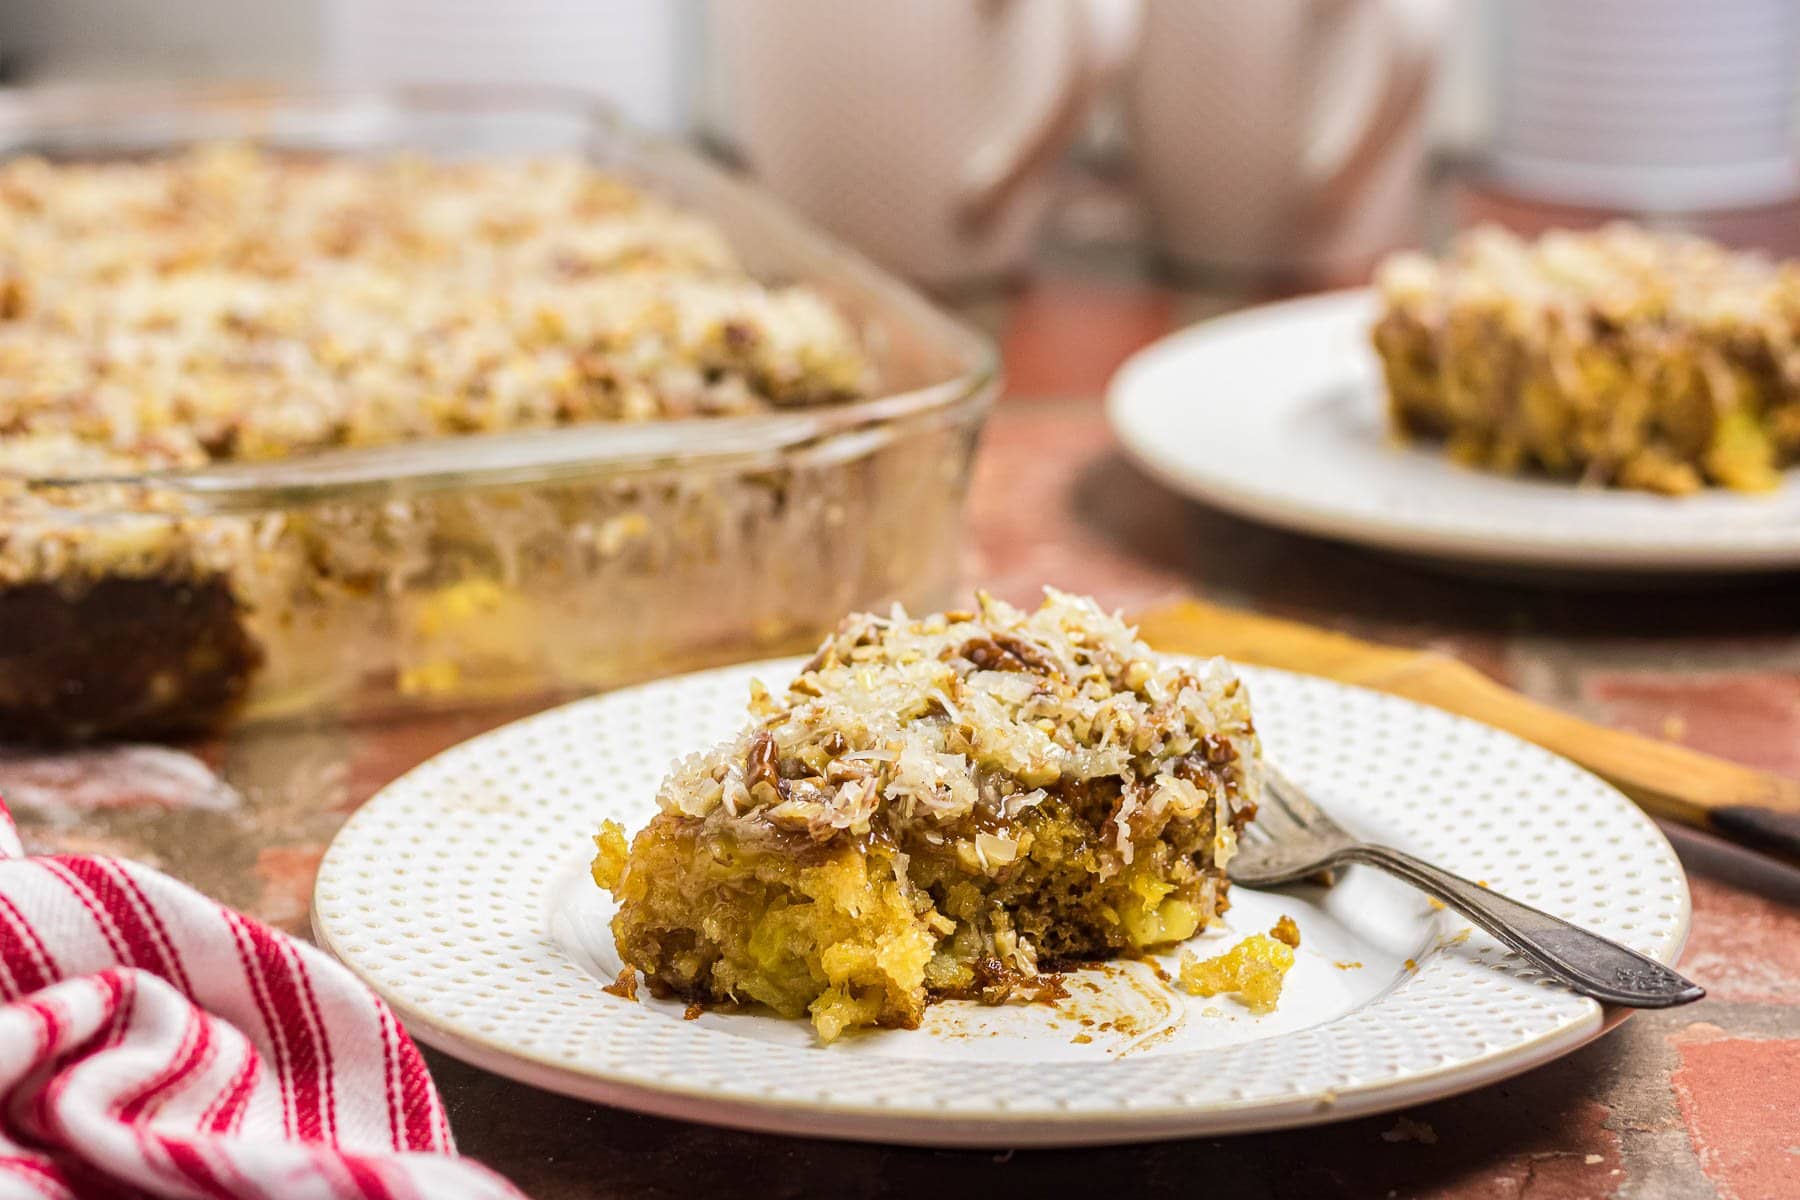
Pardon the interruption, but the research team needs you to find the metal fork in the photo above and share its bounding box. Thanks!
[1228,764,1705,1008]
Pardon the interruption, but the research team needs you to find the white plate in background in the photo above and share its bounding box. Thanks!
[1107,290,1800,574]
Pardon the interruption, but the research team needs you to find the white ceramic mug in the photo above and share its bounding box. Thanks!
[1126,0,1447,280]
[713,0,1135,289]
[1490,0,1800,212]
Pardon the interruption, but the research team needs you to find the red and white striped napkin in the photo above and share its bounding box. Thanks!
[0,798,524,1200]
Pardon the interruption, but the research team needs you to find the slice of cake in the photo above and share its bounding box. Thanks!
[1372,223,1800,494]
[591,590,1261,1042]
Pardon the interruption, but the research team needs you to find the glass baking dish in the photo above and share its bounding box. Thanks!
[0,84,998,741]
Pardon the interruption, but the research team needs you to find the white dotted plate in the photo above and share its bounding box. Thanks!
[313,658,1691,1147]
[1107,290,1800,573]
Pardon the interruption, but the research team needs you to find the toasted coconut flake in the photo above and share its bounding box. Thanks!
[649,589,1259,881]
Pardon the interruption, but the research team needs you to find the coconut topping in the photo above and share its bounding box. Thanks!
[0,142,874,585]
[1377,223,1800,355]
[655,589,1259,877]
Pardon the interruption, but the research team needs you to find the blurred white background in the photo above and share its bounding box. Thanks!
[2,0,1794,277]
[1,0,1494,149]
[0,0,703,133]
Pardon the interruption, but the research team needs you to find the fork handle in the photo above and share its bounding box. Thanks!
[1347,845,1705,1008]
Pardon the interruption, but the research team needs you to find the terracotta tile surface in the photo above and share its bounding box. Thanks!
[1582,671,1800,777]
[252,844,329,936]
[1670,1024,1800,1200]
[5,261,1799,1198]
[967,400,1197,612]
[999,276,1175,399]
[1681,874,1800,1005]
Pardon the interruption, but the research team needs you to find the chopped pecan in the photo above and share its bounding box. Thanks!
[958,637,1022,672]
[993,633,1054,673]
[746,731,782,794]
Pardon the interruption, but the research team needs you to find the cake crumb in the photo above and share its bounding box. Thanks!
[683,1002,705,1021]
[1178,934,1294,1014]
[1269,915,1301,948]
[591,821,628,891]
[601,967,639,1001]
[1334,960,1364,970]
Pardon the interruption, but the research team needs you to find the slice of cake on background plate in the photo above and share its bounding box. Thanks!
[1372,223,1800,495]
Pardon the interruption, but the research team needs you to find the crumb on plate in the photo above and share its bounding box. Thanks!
[1177,933,1294,1015]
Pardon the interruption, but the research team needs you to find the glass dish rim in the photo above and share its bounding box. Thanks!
[0,80,1000,508]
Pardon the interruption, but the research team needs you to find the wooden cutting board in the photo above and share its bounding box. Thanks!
[1136,598,1800,869]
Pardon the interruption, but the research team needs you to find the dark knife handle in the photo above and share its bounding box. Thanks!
[1709,806,1800,869]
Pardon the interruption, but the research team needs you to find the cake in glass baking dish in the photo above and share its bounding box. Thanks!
[0,124,989,742]
[1372,223,1800,495]
[592,590,1261,1042]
